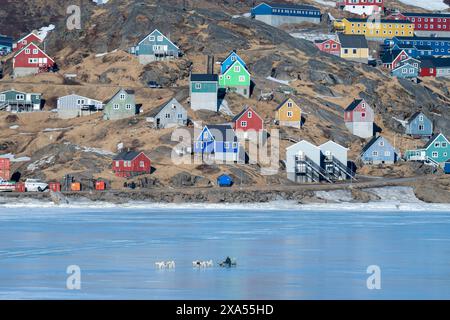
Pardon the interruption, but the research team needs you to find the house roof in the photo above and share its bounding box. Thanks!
[14,42,54,63]
[345,18,413,24]
[381,49,405,64]
[419,57,450,68]
[147,98,181,117]
[337,33,368,49]
[113,151,142,161]
[275,97,299,111]
[361,136,394,154]
[407,111,425,123]
[394,36,450,42]
[423,133,448,149]
[205,124,237,142]
[403,12,450,18]
[345,99,364,112]
[104,88,134,104]
[232,106,262,122]
[222,60,250,76]
[15,31,42,45]
[392,62,418,73]
[190,74,218,82]
[137,29,179,50]
[256,2,320,11]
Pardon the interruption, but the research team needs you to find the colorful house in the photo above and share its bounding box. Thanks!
[419,57,450,78]
[232,106,264,140]
[190,74,219,112]
[361,136,398,165]
[12,32,43,52]
[103,89,137,120]
[251,2,321,27]
[386,12,450,37]
[314,38,341,56]
[391,60,420,79]
[337,33,369,63]
[130,29,180,64]
[57,94,104,119]
[334,18,414,41]
[344,99,374,139]
[193,124,240,163]
[12,43,55,77]
[405,133,450,166]
[146,98,187,129]
[275,98,302,129]
[0,89,42,112]
[0,35,13,56]
[336,0,384,16]
[112,151,152,178]
[385,36,450,57]
[389,43,433,59]
[219,60,251,98]
[381,49,410,70]
[405,111,433,139]
[220,51,247,74]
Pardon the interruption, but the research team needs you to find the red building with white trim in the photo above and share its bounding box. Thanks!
[386,12,450,37]
[12,32,43,52]
[314,39,341,56]
[232,106,264,141]
[112,151,152,178]
[12,43,55,77]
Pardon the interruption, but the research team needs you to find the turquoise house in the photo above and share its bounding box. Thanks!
[0,89,42,112]
[392,61,419,79]
[131,29,180,65]
[190,74,218,112]
[405,133,450,166]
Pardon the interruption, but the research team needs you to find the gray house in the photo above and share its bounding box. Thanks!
[57,94,103,119]
[319,141,351,181]
[103,89,137,120]
[190,74,219,112]
[147,98,187,129]
[405,111,433,139]
[130,29,180,65]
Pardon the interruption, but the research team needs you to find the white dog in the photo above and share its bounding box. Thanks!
[155,261,176,269]
[193,260,214,268]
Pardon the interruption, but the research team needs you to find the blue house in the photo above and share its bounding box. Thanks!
[391,43,433,58]
[194,124,240,163]
[361,136,398,165]
[391,61,419,79]
[220,51,247,74]
[130,29,180,65]
[0,35,13,56]
[405,111,433,139]
[251,2,321,27]
[217,174,233,187]
[385,36,450,57]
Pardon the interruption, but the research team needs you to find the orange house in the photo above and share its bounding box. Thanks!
[275,98,302,128]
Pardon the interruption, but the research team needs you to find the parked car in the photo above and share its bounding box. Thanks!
[147,81,162,89]
[24,179,48,192]
[0,178,15,192]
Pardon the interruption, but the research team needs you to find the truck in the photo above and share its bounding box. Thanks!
[24,179,49,192]
[0,178,15,192]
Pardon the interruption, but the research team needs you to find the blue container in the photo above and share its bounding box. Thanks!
[217,174,233,187]
[444,162,450,174]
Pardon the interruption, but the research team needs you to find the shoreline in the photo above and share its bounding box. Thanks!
[0,175,449,207]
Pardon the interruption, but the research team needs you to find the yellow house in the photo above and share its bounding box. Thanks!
[275,98,302,128]
[337,33,369,63]
[334,18,414,40]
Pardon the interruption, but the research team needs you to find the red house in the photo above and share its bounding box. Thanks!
[420,57,450,77]
[314,39,341,56]
[232,106,264,140]
[13,43,55,77]
[12,32,43,52]
[112,151,152,178]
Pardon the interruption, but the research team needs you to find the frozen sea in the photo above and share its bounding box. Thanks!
[1,198,450,299]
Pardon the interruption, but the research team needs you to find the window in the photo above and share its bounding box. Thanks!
[177,113,183,119]
[435,142,440,148]
[0,94,5,102]
[241,121,247,127]
[442,142,448,148]
[157,36,163,42]
[113,104,119,110]
[139,161,145,168]
[419,124,424,131]
[165,113,170,118]
[120,94,126,100]
[115,161,120,167]
[25,49,30,54]
[149,36,155,41]
[287,111,293,118]
[232,142,238,148]
[432,151,438,158]
[379,141,384,147]
[203,132,208,139]
[224,142,230,149]
[372,151,379,156]
[234,66,241,72]
[287,102,293,108]
[239,75,245,82]
[231,56,236,61]
[125,104,132,110]
[247,111,252,118]
[32,49,38,54]
[16,94,24,100]
[361,112,366,118]
[385,151,391,157]
[195,83,201,90]
[77,99,85,105]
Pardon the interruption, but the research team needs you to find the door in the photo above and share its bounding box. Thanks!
[156,118,161,129]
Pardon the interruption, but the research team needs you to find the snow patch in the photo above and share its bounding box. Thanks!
[37,24,55,40]
[0,153,31,162]
[95,49,118,58]
[397,0,449,10]
[266,76,291,85]
[9,125,19,130]
[392,117,408,127]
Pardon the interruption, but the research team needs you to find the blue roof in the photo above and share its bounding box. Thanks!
[0,35,13,47]
[256,2,320,11]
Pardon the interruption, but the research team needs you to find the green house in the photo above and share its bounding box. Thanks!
[0,89,42,112]
[219,60,251,98]
[405,133,450,166]
[103,89,137,120]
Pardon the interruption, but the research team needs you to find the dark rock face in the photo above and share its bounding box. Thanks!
[139,59,192,87]
[170,171,211,187]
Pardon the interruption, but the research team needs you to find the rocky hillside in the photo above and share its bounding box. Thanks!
[0,0,449,188]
